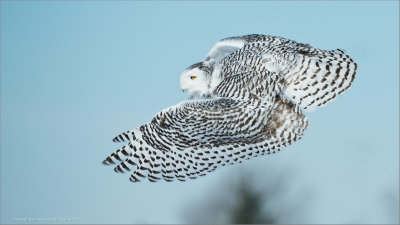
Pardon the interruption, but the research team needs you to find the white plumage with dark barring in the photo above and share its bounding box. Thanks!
[103,34,357,182]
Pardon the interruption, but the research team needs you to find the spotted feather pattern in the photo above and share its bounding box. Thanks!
[104,96,308,182]
[212,70,284,101]
[208,34,357,111]
[104,34,355,182]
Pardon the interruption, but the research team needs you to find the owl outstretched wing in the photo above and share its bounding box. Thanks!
[103,96,308,182]
[206,34,357,112]
[205,34,271,61]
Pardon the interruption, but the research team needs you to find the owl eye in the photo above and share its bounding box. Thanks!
[190,76,197,80]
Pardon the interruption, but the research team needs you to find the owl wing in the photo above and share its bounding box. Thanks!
[212,70,285,102]
[205,38,244,62]
[213,35,357,112]
[205,34,271,61]
[280,48,357,112]
[103,97,308,182]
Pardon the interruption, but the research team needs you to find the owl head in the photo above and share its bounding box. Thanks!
[180,62,213,99]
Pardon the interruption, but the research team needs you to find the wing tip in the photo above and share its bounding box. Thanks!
[102,157,115,165]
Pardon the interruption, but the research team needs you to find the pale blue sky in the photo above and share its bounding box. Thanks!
[1,1,399,224]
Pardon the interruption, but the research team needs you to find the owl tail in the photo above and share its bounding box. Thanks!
[283,49,357,112]
[266,95,310,146]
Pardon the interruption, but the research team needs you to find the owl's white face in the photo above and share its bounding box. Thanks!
[180,67,211,99]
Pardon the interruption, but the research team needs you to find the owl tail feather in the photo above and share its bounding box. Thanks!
[267,95,310,146]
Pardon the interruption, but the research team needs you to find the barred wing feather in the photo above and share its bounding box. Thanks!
[103,96,308,182]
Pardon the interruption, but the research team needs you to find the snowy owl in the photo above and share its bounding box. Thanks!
[103,34,357,182]
[180,34,357,111]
